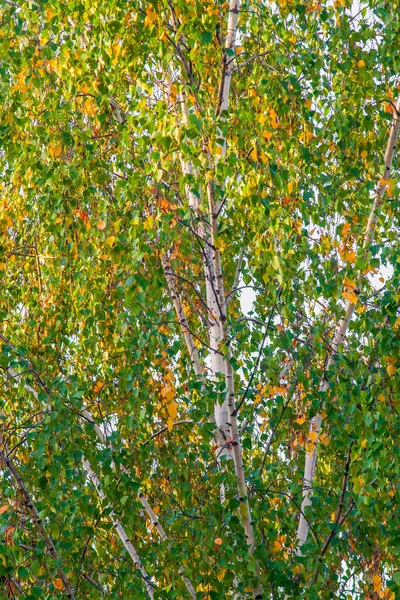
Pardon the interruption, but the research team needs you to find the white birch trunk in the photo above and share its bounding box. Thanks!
[1,450,76,599]
[296,97,400,550]
[82,459,155,599]
[3,366,159,597]
[207,183,263,600]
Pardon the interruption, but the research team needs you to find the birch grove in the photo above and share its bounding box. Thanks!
[1,0,400,599]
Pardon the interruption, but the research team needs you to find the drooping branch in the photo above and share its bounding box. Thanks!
[0,349,164,594]
[0,449,76,599]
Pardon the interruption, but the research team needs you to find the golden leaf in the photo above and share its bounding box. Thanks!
[386,363,397,377]
[49,145,62,158]
[217,569,226,581]
[167,400,178,420]
[342,290,358,305]
[262,130,274,141]
[161,385,175,401]
[295,416,306,425]
[250,147,258,162]
[93,381,104,393]
[144,7,157,26]
[106,235,116,248]
[373,575,382,593]
[54,578,63,590]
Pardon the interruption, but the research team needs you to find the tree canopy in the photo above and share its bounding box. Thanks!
[0,0,399,598]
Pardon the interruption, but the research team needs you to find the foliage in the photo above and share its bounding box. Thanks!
[0,0,399,598]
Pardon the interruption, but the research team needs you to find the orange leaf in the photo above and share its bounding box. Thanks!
[53,578,63,590]
[93,380,104,394]
[214,537,223,546]
[97,221,106,230]
[0,505,8,515]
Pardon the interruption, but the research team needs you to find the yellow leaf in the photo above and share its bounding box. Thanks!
[167,400,178,421]
[360,150,368,158]
[112,42,121,58]
[262,130,274,141]
[342,290,358,305]
[295,416,306,425]
[144,7,157,26]
[250,146,258,162]
[361,439,367,448]
[143,215,154,230]
[106,236,116,248]
[319,433,329,446]
[53,579,63,591]
[269,108,279,128]
[387,363,397,377]
[235,46,244,54]
[84,97,97,116]
[214,236,226,252]
[288,34,297,43]
[161,385,175,401]
[343,278,355,290]
[309,431,318,443]
[217,569,226,581]
[45,7,56,19]
[49,145,62,158]
[345,250,357,263]
[357,59,365,68]
[215,145,223,156]
[373,575,382,593]
[378,394,385,402]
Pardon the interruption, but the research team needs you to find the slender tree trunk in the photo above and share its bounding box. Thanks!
[3,360,196,597]
[2,363,158,596]
[296,97,400,550]
[82,459,155,599]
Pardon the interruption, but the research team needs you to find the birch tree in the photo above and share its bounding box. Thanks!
[0,0,400,599]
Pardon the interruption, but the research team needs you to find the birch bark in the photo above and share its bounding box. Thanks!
[0,449,76,599]
[296,97,400,550]
[1,364,157,597]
